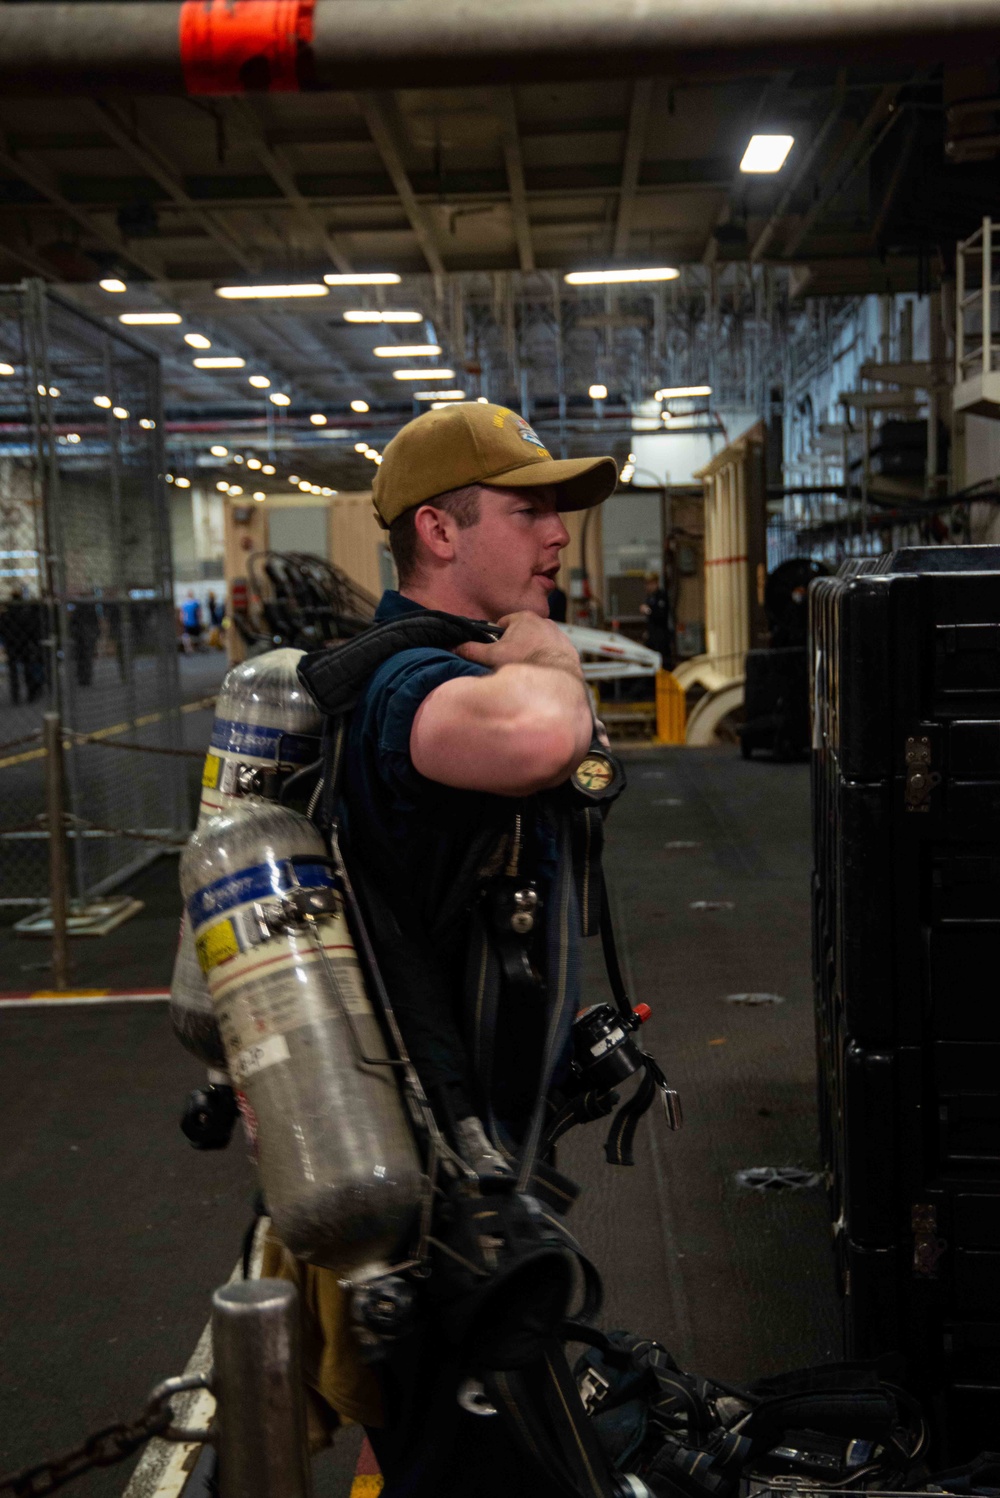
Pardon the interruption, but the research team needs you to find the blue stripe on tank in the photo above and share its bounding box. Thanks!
[187,858,332,929]
[209,717,319,765]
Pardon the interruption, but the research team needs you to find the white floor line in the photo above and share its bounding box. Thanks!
[122,1221,267,1498]
[0,993,170,1008]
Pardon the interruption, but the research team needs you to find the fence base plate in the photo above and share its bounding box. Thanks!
[13,896,145,938]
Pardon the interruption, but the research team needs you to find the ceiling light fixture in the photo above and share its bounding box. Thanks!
[298,481,312,492]
[262,464,275,475]
[216,480,229,492]
[249,375,271,389]
[416,389,465,401]
[655,384,712,399]
[393,368,454,381]
[112,406,128,419]
[589,384,608,400]
[565,267,679,285]
[323,273,401,286]
[185,333,212,349]
[477,396,489,404]
[309,484,321,495]
[246,458,262,470]
[253,492,266,501]
[175,477,191,489]
[350,399,369,413]
[233,455,244,465]
[344,310,422,324]
[139,418,156,430]
[99,278,127,293]
[321,487,334,496]
[210,445,228,457]
[740,134,795,173]
[165,473,174,483]
[215,284,328,299]
[0,362,13,376]
[228,484,243,496]
[310,413,327,426]
[288,475,300,484]
[93,395,112,408]
[373,344,440,358]
[194,356,245,369]
[354,443,369,453]
[364,448,379,460]
[270,392,291,406]
[119,312,181,325]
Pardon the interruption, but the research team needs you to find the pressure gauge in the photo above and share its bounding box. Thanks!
[571,748,624,803]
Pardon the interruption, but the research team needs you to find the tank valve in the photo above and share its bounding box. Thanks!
[352,1275,416,1347]
[181,1082,238,1150]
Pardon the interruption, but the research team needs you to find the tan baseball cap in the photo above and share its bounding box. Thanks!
[371,401,618,528]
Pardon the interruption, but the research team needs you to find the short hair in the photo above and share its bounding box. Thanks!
[388,483,482,585]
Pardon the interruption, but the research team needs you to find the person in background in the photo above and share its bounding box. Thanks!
[547,579,567,622]
[0,586,45,704]
[640,571,673,669]
[206,590,224,649]
[66,597,100,687]
[180,590,202,653]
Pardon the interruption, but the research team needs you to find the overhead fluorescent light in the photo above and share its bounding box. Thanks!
[261,464,275,475]
[185,332,211,349]
[344,310,422,324]
[655,384,712,399]
[112,406,129,419]
[355,442,369,453]
[350,399,369,412]
[589,383,608,400]
[228,485,243,496]
[194,356,246,369]
[270,392,291,406]
[216,481,229,492]
[215,284,328,299]
[309,413,327,426]
[393,368,454,381]
[373,344,441,358]
[138,418,156,430]
[253,491,266,501]
[298,480,312,492]
[565,267,679,285]
[246,458,262,470]
[99,278,127,293]
[416,389,465,401]
[739,134,794,173]
[323,273,401,286]
[93,395,112,408]
[210,445,228,457]
[175,477,191,489]
[248,374,271,389]
[119,311,181,325]
[0,362,13,376]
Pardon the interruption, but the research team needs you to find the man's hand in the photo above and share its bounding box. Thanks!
[455,612,583,678]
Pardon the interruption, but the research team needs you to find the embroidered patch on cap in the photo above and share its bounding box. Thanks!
[512,414,550,457]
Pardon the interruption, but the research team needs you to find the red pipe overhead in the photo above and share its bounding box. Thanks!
[0,0,997,94]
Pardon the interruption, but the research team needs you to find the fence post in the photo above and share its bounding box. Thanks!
[211,1279,312,1498]
[43,711,69,989]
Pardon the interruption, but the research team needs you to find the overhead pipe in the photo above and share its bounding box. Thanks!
[0,0,998,95]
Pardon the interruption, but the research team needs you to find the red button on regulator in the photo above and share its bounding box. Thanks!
[632,1003,652,1024]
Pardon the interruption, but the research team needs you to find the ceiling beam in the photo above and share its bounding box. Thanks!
[782,83,901,258]
[493,88,534,273]
[224,101,354,275]
[612,78,653,261]
[0,124,161,278]
[750,71,846,261]
[89,99,259,274]
[355,92,446,277]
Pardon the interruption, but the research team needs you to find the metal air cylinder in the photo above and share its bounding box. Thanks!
[170,648,322,1066]
[180,800,422,1277]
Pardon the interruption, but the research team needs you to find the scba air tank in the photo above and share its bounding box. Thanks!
[180,800,423,1278]
[170,648,323,1067]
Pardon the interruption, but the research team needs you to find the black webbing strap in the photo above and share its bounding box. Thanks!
[485,1339,618,1498]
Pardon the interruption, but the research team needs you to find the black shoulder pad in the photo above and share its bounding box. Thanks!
[297,610,498,715]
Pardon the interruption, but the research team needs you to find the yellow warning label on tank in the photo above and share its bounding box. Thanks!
[196,918,239,973]
[201,752,222,790]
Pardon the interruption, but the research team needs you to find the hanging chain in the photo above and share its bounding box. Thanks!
[0,1374,211,1498]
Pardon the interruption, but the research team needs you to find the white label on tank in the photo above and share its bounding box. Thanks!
[231,1033,291,1083]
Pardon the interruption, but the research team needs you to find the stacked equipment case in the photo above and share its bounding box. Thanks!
[811,545,1000,1459]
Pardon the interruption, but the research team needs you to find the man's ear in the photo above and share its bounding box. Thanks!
[413,504,456,563]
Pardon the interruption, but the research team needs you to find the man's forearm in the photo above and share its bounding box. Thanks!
[411,662,593,795]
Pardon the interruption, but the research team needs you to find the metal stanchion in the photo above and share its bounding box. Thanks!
[43,711,69,989]
[211,1279,312,1498]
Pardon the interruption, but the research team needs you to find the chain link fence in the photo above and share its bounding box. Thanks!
[0,281,187,907]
